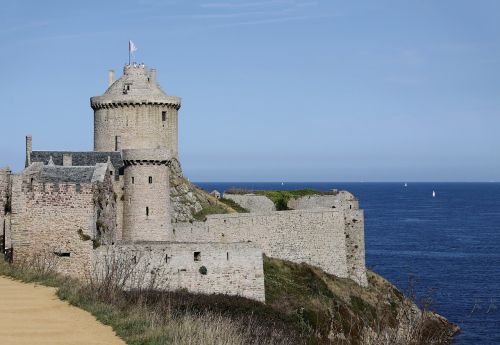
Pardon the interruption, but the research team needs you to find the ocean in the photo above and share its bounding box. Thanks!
[195,182,500,345]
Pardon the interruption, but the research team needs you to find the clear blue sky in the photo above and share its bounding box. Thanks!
[0,0,499,181]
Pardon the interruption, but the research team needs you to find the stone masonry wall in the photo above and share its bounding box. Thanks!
[222,193,276,213]
[171,209,355,281]
[94,242,265,302]
[10,175,98,277]
[0,168,11,250]
[93,104,178,155]
[344,209,368,286]
[287,192,360,211]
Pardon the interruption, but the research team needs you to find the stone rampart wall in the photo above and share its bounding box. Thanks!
[171,209,360,282]
[0,168,11,249]
[223,194,275,213]
[94,242,265,302]
[9,176,98,277]
[287,192,360,211]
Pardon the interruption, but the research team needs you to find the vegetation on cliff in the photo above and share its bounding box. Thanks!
[0,256,458,345]
[225,188,338,210]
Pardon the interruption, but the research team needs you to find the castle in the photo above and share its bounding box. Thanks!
[0,62,367,302]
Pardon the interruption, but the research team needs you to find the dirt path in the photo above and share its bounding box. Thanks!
[0,276,126,345]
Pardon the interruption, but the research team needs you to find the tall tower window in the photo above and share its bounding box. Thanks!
[162,111,167,122]
[149,176,153,184]
[146,207,149,216]
[132,177,135,184]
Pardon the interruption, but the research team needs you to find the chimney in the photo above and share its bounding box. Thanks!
[108,70,115,86]
[25,135,32,167]
[149,68,157,85]
[63,153,72,166]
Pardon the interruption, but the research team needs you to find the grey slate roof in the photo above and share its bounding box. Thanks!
[38,166,97,183]
[30,151,123,170]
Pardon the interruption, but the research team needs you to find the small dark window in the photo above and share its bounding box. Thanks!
[54,252,70,257]
[226,252,229,260]
[132,177,135,184]
[165,254,169,263]
[127,85,130,91]
[349,205,352,209]
[110,170,113,176]
[194,252,201,261]
[149,176,152,184]
[162,111,167,121]
[146,207,149,216]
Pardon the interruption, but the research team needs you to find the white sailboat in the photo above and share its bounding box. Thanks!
[432,190,436,198]
[404,183,408,187]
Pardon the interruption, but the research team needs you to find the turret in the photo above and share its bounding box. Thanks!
[122,148,172,242]
[91,64,181,156]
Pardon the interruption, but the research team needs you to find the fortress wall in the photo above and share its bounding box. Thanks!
[172,209,351,279]
[94,105,178,153]
[0,168,11,249]
[94,242,265,302]
[287,193,360,211]
[9,177,97,277]
[344,210,368,286]
[222,194,275,213]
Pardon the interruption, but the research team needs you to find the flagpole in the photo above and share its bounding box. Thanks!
[128,41,130,65]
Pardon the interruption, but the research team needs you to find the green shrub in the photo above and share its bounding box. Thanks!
[218,198,249,213]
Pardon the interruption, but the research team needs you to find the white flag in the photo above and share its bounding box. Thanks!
[129,40,137,53]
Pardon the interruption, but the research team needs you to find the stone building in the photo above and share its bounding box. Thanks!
[0,61,367,303]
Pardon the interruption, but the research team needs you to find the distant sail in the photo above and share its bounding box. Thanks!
[404,183,408,187]
[432,190,436,198]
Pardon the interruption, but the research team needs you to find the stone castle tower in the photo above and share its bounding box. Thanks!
[91,63,179,242]
[90,64,181,156]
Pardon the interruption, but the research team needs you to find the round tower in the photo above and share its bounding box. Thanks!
[122,148,172,242]
[91,64,181,156]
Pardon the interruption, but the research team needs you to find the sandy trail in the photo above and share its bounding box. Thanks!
[0,276,126,345]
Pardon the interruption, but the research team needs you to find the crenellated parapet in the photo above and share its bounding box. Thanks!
[90,97,181,110]
[122,148,172,167]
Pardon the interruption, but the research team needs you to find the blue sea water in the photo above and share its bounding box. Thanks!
[196,182,500,345]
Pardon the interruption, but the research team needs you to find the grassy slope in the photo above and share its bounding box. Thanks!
[0,256,457,345]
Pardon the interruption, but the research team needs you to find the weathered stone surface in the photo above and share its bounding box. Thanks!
[171,209,368,287]
[94,241,265,302]
[223,193,276,213]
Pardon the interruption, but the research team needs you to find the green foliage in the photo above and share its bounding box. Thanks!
[96,220,108,232]
[193,203,229,221]
[77,229,91,242]
[218,198,249,213]
[257,190,322,210]
[199,266,208,275]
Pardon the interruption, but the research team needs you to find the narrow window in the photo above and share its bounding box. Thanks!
[54,252,70,257]
[226,252,229,260]
[149,176,153,184]
[110,170,113,176]
[194,252,201,261]
[165,254,169,263]
[127,85,130,91]
[115,136,121,150]
[162,111,167,122]
[132,177,135,184]
[146,207,149,216]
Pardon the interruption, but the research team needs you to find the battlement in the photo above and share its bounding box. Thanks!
[122,148,171,166]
